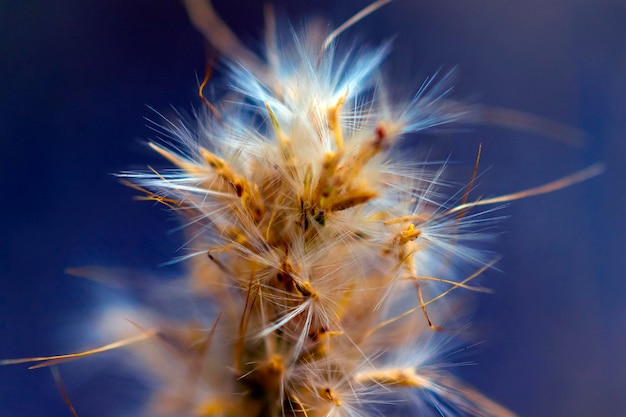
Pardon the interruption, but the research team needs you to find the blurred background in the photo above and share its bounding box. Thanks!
[1,0,624,416]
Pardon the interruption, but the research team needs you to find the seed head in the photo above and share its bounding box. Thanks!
[2,2,603,416]
[113,7,511,417]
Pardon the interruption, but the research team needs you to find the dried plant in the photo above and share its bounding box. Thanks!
[2,1,603,416]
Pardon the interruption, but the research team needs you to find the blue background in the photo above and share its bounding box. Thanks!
[1,0,624,416]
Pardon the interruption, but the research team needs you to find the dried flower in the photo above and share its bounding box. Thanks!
[1,1,603,416]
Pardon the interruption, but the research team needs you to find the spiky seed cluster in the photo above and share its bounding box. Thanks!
[119,22,510,417]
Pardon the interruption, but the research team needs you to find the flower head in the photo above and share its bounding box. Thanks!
[112,7,511,416]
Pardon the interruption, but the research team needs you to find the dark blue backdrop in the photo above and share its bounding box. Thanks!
[1,1,624,416]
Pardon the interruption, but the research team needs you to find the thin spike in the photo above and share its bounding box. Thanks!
[199,58,222,121]
[416,280,444,331]
[321,0,394,52]
[447,163,605,215]
[457,144,482,221]
[182,0,266,78]
[479,105,587,147]
[1,330,156,368]
[51,366,80,417]
[364,259,500,339]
